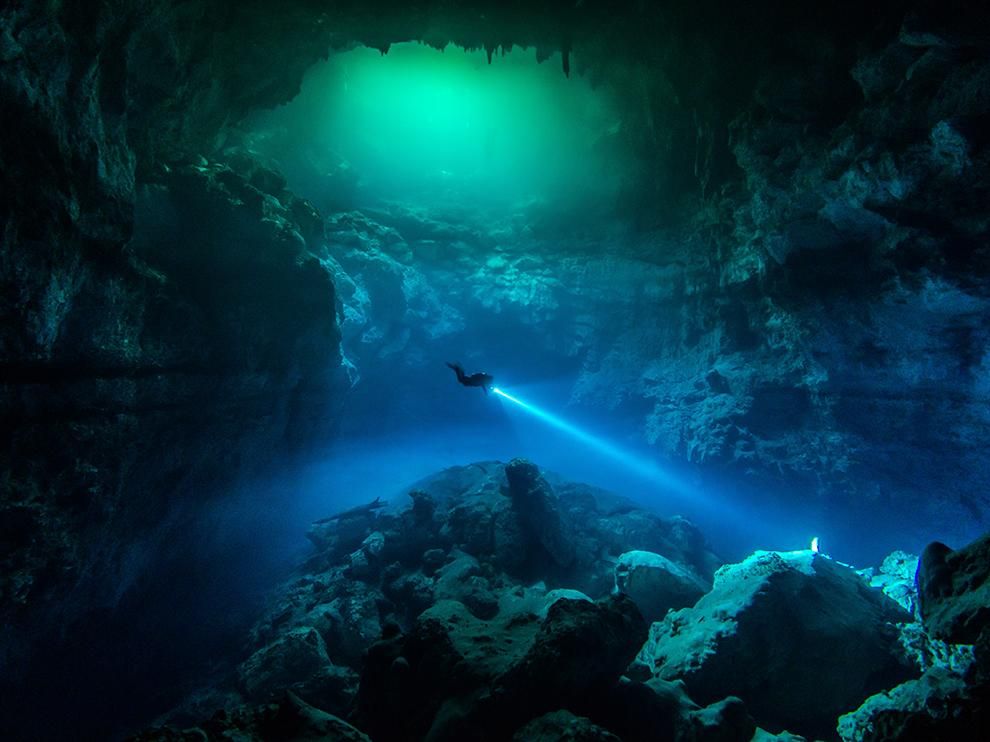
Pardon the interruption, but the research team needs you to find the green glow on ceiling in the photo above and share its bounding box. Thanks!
[255,42,626,210]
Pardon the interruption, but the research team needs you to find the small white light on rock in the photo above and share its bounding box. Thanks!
[811,536,820,553]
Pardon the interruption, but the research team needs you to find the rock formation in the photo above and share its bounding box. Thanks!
[644,550,917,739]
[135,463,990,742]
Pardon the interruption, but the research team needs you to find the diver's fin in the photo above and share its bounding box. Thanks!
[446,361,466,383]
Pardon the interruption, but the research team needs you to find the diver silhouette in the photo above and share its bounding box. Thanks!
[446,362,494,395]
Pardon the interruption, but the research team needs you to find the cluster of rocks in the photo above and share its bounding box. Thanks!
[137,460,733,740]
[137,460,990,741]
[639,550,918,740]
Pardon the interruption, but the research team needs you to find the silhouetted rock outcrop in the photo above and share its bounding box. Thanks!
[918,534,990,645]
[505,458,578,570]
[353,593,647,741]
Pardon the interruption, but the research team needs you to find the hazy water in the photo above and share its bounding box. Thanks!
[238,43,985,569]
[246,42,631,215]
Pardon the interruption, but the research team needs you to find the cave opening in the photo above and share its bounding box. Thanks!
[228,43,801,562]
[245,43,629,218]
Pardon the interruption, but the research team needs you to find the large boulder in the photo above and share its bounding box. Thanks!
[861,550,977,677]
[512,710,621,741]
[646,550,917,739]
[238,627,357,715]
[353,594,647,741]
[494,594,648,715]
[866,550,919,615]
[581,676,756,742]
[505,459,577,569]
[614,550,709,623]
[917,534,990,644]
[432,552,499,619]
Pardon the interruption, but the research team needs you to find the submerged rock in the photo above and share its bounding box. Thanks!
[837,667,978,742]
[238,627,357,716]
[752,730,808,742]
[432,551,499,619]
[646,550,917,739]
[133,691,370,742]
[496,594,648,712]
[838,532,990,740]
[866,550,920,615]
[513,710,621,741]
[614,549,709,623]
[687,696,755,742]
[353,594,647,741]
[505,458,577,569]
[581,675,756,742]
[917,534,990,644]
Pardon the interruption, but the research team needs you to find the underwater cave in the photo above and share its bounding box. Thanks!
[2,0,990,739]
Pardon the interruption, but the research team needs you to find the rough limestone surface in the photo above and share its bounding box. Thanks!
[836,667,975,742]
[647,550,917,739]
[860,550,975,676]
[153,461,715,739]
[614,549,710,623]
[579,675,756,742]
[237,626,358,716]
[505,458,578,569]
[917,533,990,644]
[353,593,648,741]
[866,551,919,615]
[512,710,621,742]
[1,156,344,631]
[133,691,371,742]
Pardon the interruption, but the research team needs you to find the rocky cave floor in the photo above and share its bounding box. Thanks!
[133,460,990,742]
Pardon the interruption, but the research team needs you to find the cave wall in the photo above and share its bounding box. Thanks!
[0,0,348,657]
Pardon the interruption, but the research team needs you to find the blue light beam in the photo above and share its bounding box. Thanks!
[492,386,685,494]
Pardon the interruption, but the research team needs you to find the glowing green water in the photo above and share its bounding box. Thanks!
[251,43,626,211]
